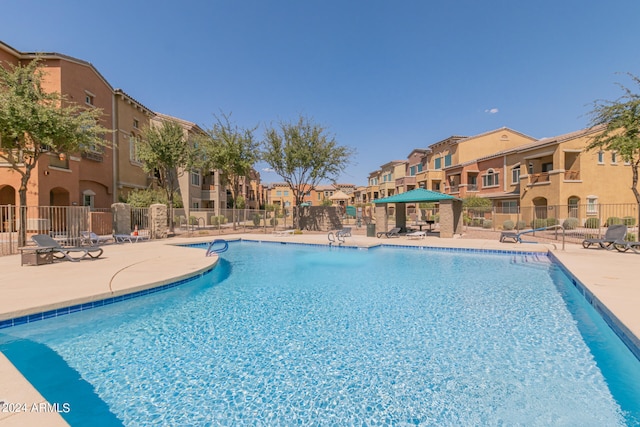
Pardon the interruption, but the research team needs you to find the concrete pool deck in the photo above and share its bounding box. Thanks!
[1,233,639,426]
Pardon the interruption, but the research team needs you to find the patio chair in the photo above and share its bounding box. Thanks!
[613,240,640,254]
[336,227,352,238]
[31,234,103,262]
[406,231,426,240]
[81,231,113,245]
[113,233,150,243]
[581,224,628,250]
[377,227,401,238]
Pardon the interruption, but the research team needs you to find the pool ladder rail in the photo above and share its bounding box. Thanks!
[205,239,229,256]
[327,231,346,246]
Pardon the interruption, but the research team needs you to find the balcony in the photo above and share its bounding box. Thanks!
[467,184,478,191]
[564,170,580,180]
[82,151,103,162]
[529,172,550,184]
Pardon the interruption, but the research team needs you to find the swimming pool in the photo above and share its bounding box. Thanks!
[1,241,639,425]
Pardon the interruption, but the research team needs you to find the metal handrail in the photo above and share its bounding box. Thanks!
[518,224,565,250]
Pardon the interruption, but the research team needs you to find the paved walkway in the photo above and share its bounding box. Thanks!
[1,233,639,425]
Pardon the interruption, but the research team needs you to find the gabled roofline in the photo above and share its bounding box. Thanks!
[448,125,605,169]
[114,89,156,117]
[1,40,114,92]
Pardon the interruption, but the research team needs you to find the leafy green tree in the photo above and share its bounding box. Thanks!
[137,119,199,231]
[0,58,109,244]
[126,188,183,208]
[201,113,259,228]
[262,115,354,226]
[462,195,492,208]
[586,73,640,227]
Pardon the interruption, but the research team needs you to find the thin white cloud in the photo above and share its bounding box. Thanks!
[262,167,274,173]
[484,108,499,114]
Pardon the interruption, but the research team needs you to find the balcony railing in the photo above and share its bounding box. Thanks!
[530,172,550,184]
[564,170,580,180]
[467,184,478,191]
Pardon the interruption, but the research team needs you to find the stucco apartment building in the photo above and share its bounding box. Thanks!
[0,41,114,209]
[1,40,262,215]
[368,125,635,227]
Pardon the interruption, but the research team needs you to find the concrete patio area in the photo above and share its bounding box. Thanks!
[1,233,639,426]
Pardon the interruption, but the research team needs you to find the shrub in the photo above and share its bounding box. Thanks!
[270,217,279,226]
[502,220,515,230]
[584,218,600,229]
[605,217,623,226]
[622,216,636,226]
[546,218,559,227]
[515,220,526,230]
[211,215,227,226]
[189,216,198,225]
[252,214,262,227]
[482,220,493,229]
[471,218,483,227]
[625,232,637,242]
[531,219,547,229]
[562,218,579,230]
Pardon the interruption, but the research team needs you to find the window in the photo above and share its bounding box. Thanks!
[568,197,580,218]
[598,151,604,164]
[417,163,423,173]
[511,167,520,184]
[587,196,598,214]
[82,190,95,209]
[193,202,199,209]
[284,191,289,196]
[276,190,282,197]
[501,200,518,214]
[85,90,95,106]
[434,157,442,170]
[444,154,452,167]
[191,171,200,186]
[129,134,140,162]
[133,119,139,129]
[611,152,618,164]
[409,166,416,176]
[482,169,499,187]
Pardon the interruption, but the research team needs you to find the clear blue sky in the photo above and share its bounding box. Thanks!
[3,0,640,186]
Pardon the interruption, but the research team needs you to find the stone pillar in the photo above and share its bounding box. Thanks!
[111,203,131,235]
[439,199,464,238]
[374,204,388,233]
[395,203,407,232]
[149,203,168,239]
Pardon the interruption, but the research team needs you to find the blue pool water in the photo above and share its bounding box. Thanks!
[1,242,640,426]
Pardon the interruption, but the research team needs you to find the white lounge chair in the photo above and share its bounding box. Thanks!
[406,231,426,239]
[113,233,150,243]
[81,231,113,245]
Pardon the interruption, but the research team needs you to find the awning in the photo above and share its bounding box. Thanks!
[373,188,459,204]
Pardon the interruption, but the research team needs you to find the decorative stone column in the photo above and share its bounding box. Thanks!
[439,199,464,238]
[111,203,131,235]
[374,204,388,234]
[149,203,168,239]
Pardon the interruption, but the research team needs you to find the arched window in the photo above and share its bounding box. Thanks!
[568,197,580,218]
[482,168,499,187]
